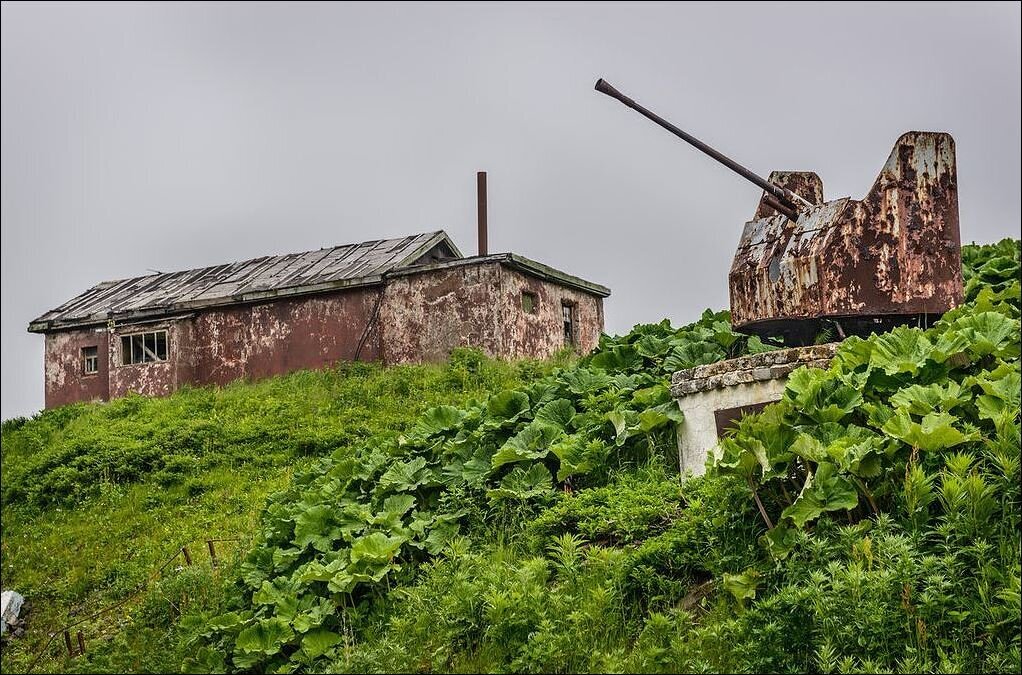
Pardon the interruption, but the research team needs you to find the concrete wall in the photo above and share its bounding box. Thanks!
[379,261,604,364]
[674,379,788,476]
[189,287,382,385]
[109,319,196,400]
[43,327,110,408]
[497,265,603,359]
[42,287,382,406]
[380,263,502,364]
[671,344,838,478]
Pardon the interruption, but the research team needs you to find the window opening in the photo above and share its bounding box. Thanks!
[82,346,99,374]
[121,330,169,365]
[521,291,537,314]
[562,303,575,346]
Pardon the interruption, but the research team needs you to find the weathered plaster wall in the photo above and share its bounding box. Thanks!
[379,262,605,364]
[108,320,193,400]
[41,262,606,407]
[674,379,788,476]
[671,344,838,477]
[497,265,603,359]
[379,263,502,364]
[43,327,110,408]
[191,287,382,385]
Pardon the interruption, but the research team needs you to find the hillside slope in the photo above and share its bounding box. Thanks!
[2,239,1019,674]
[0,352,544,673]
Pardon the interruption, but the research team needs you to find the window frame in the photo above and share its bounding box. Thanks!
[119,329,169,366]
[81,346,99,375]
[561,301,576,347]
[521,290,538,314]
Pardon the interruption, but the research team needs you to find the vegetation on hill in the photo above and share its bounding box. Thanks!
[0,354,541,673]
[1,238,1018,674]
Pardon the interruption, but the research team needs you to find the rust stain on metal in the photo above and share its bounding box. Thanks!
[729,132,962,341]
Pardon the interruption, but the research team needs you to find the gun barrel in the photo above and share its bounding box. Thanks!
[595,78,800,213]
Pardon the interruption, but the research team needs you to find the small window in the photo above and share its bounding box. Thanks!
[82,346,99,374]
[120,330,169,365]
[562,302,575,346]
[521,291,537,314]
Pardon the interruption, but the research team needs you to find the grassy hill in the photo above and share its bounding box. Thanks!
[1,239,1019,674]
[0,352,549,673]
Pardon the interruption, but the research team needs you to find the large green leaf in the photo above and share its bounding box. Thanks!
[410,405,467,439]
[491,422,563,468]
[487,463,554,503]
[293,505,338,553]
[350,532,405,566]
[487,390,531,422]
[890,381,970,415]
[881,410,980,451]
[947,311,1021,359]
[300,628,342,660]
[781,462,859,528]
[589,344,644,372]
[870,327,934,376]
[784,367,862,423]
[235,617,294,655]
[534,398,576,428]
[378,457,431,492]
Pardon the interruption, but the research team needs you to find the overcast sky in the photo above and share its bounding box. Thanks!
[2,1,1019,419]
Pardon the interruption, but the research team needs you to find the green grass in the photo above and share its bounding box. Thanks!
[0,350,546,673]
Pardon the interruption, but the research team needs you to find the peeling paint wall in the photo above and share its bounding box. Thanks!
[380,261,604,364]
[191,287,382,385]
[379,263,503,363]
[43,327,110,408]
[108,320,195,400]
[497,265,603,359]
[41,262,605,407]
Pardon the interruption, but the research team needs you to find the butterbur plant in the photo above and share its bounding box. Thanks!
[708,273,1021,561]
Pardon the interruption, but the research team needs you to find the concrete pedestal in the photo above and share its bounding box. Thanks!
[670,344,838,477]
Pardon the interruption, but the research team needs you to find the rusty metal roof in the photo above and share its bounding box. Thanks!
[29,231,461,332]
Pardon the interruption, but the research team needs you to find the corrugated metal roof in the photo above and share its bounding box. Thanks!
[30,231,459,332]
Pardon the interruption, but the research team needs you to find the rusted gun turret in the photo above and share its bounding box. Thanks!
[595,78,963,345]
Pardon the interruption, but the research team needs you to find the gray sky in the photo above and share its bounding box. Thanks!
[2,1,1019,419]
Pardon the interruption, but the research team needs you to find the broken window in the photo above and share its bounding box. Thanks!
[121,330,169,365]
[521,291,537,314]
[562,302,575,346]
[82,346,99,374]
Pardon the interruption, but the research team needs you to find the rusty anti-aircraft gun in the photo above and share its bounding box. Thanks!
[595,78,963,345]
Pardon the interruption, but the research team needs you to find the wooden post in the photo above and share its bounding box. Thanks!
[207,540,218,568]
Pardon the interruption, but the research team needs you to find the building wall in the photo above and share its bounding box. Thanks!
[43,327,111,408]
[40,263,605,407]
[379,263,503,363]
[190,287,382,385]
[379,262,604,364]
[108,319,196,400]
[42,287,383,407]
[496,265,604,359]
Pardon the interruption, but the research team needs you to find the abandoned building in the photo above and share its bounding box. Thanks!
[29,230,610,408]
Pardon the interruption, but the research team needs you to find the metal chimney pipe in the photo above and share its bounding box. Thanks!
[476,171,488,256]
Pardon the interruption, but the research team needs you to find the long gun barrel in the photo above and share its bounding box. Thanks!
[595,78,802,220]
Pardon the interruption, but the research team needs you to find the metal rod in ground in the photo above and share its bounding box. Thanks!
[181,546,192,566]
[63,630,73,656]
[76,631,86,655]
[207,540,218,567]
